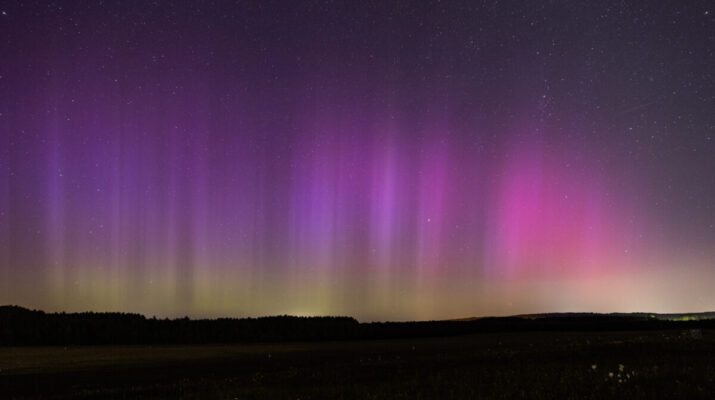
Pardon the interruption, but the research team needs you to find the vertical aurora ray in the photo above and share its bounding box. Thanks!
[1,1,714,320]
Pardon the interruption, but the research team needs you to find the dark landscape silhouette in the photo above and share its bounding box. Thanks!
[2,305,714,399]
[1,305,713,345]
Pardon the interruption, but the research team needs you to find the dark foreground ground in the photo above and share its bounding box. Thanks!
[1,329,713,399]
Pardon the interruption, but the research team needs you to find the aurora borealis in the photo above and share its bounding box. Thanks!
[1,1,714,321]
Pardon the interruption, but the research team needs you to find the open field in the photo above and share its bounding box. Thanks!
[1,329,714,399]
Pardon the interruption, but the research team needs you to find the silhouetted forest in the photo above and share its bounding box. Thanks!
[1,305,713,345]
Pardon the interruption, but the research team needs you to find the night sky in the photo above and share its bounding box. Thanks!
[1,1,714,321]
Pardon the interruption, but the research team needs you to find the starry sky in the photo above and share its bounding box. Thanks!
[1,1,714,321]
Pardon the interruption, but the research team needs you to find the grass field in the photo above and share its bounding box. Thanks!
[1,329,713,399]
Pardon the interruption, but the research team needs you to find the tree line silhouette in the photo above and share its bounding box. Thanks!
[1,305,713,345]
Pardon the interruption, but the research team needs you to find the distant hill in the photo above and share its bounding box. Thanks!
[611,312,715,321]
[451,312,715,322]
[518,311,715,321]
[2,305,714,346]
